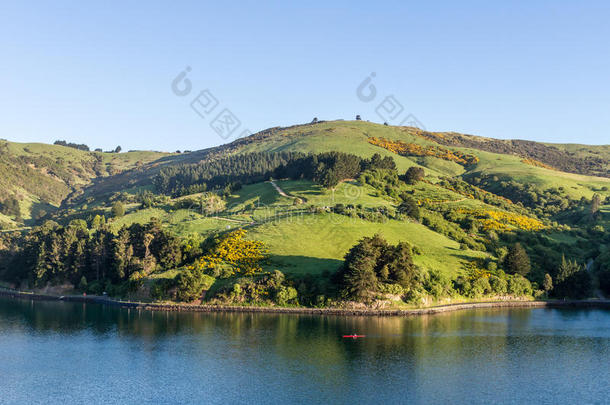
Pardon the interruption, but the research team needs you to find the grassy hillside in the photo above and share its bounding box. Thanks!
[103,179,487,277]
[55,120,610,210]
[0,139,170,223]
[2,120,610,308]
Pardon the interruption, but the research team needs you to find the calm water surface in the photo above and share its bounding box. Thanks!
[0,297,609,404]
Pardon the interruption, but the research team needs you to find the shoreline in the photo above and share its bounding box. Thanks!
[1,288,609,317]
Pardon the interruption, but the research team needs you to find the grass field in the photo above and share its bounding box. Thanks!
[468,149,610,199]
[247,212,487,276]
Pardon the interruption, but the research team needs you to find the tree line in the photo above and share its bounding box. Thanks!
[0,218,182,294]
[153,151,396,196]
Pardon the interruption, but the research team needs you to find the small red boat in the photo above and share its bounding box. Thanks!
[342,334,366,338]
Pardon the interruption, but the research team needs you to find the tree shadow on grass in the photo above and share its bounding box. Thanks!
[23,200,59,227]
[265,255,343,275]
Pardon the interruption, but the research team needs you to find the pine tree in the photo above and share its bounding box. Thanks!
[553,256,592,298]
[504,243,531,276]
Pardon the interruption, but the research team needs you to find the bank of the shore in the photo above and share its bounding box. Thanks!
[2,287,610,316]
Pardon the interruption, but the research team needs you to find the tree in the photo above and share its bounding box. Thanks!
[404,167,425,185]
[176,267,214,302]
[355,115,361,120]
[543,273,553,293]
[398,196,420,220]
[200,193,226,215]
[343,266,378,301]
[553,256,592,298]
[0,197,21,218]
[591,193,602,219]
[90,214,106,230]
[78,276,88,291]
[598,248,610,296]
[504,243,531,276]
[338,234,420,302]
[111,201,125,218]
[111,228,133,281]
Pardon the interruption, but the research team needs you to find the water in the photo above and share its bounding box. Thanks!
[0,297,609,405]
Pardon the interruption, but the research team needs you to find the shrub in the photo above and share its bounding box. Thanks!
[175,267,215,302]
[377,283,405,296]
[453,276,472,296]
[508,275,532,296]
[405,167,425,184]
[471,277,492,297]
[111,201,125,218]
[423,270,453,299]
[398,197,420,220]
[0,197,20,218]
[275,286,298,306]
[489,275,507,295]
[78,276,88,291]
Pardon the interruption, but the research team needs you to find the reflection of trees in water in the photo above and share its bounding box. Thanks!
[3,298,599,375]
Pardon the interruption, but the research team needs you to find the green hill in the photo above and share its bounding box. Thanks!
[0,139,171,223]
[1,120,609,308]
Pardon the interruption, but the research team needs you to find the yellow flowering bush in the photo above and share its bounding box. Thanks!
[457,209,545,232]
[188,229,269,276]
[368,137,479,166]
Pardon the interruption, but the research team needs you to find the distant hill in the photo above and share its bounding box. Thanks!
[0,139,170,224]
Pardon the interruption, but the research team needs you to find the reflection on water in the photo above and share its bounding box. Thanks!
[1,297,609,404]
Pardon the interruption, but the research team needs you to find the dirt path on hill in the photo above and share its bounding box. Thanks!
[269,179,290,197]
[211,216,252,224]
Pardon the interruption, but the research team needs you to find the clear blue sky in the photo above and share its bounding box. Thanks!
[1,1,609,151]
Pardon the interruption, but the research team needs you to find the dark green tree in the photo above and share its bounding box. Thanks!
[504,243,531,276]
[176,267,208,302]
[338,234,419,301]
[398,196,420,220]
[404,167,425,185]
[553,256,592,298]
[111,227,133,281]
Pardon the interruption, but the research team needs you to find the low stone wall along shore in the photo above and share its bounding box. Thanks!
[1,288,609,317]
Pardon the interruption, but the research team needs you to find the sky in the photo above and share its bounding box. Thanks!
[1,0,609,152]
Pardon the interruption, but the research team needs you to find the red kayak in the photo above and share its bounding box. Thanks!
[342,334,366,338]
